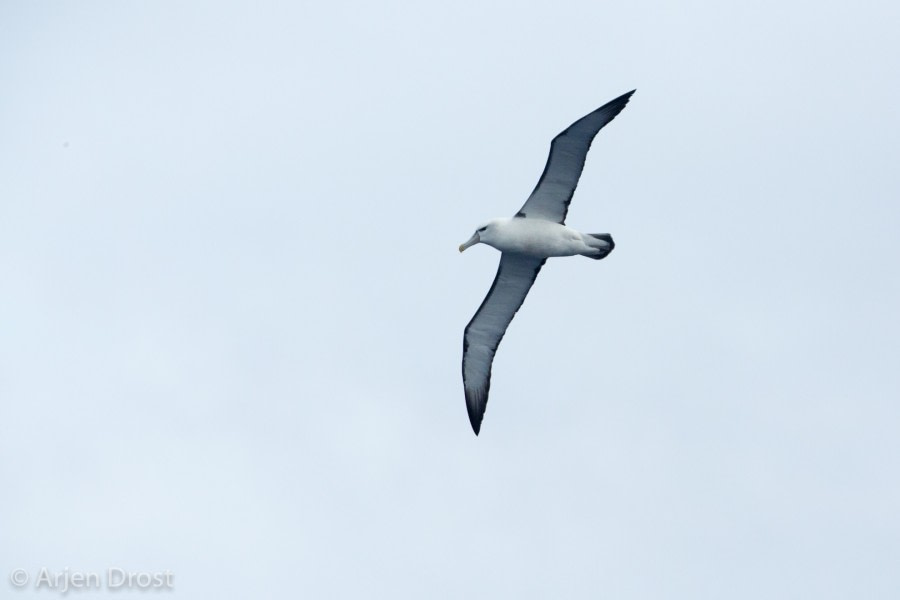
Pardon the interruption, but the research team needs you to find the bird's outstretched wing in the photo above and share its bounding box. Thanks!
[462,253,546,435]
[516,90,635,224]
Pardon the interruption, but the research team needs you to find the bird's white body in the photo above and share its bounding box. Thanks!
[476,217,596,258]
[459,217,613,259]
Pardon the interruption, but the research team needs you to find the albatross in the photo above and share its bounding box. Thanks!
[459,90,635,435]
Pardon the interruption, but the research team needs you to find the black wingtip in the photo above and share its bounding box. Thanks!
[466,399,483,435]
[608,89,636,110]
[465,386,488,436]
[572,90,635,133]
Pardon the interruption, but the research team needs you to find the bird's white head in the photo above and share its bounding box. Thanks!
[459,220,502,252]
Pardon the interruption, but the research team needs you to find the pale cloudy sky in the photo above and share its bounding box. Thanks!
[1,1,899,598]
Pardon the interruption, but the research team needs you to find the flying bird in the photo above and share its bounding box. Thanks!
[459,90,635,435]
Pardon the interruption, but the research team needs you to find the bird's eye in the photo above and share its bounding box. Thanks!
[477,226,488,233]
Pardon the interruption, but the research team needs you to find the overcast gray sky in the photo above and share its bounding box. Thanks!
[2,1,899,598]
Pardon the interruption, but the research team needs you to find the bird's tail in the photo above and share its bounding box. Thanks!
[580,233,615,260]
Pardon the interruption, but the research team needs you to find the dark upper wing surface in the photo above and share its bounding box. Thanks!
[516,90,634,224]
[462,253,546,435]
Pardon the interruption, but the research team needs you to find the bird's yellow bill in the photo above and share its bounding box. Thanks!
[459,233,480,252]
